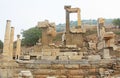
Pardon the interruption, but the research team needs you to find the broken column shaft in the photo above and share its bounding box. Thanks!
[16,35,21,59]
[97,18,105,41]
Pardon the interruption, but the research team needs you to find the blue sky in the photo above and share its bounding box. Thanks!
[0,0,120,41]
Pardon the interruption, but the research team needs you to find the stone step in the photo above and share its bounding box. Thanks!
[41,56,56,60]
[69,55,83,60]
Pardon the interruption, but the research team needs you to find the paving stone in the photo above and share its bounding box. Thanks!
[69,76,84,78]
[41,56,56,60]
[69,55,82,60]
[33,69,51,75]
[34,60,51,64]
[39,64,51,69]
[58,56,69,60]
[69,60,83,64]
[60,69,67,75]
[42,49,60,53]
[52,60,69,64]
[51,64,64,69]
[51,52,57,56]
[23,55,30,60]
[65,64,79,69]
[66,45,77,48]
[68,69,84,75]
[56,52,64,56]
[34,75,47,78]
[42,52,52,56]
[25,64,39,69]
[63,52,78,56]
[88,55,101,61]
[89,76,97,78]
[48,70,58,75]
[47,76,56,78]
[100,59,114,64]
[57,75,67,78]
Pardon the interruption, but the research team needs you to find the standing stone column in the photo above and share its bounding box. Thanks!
[77,8,81,27]
[97,18,105,41]
[97,18,101,40]
[64,6,71,34]
[3,20,11,57]
[9,27,14,59]
[16,35,21,59]
[41,28,48,45]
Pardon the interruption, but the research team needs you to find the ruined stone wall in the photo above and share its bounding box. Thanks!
[20,64,97,78]
[0,58,120,78]
[9,61,99,78]
[66,33,84,47]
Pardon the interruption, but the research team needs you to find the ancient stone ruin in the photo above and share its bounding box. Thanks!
[0,5,120,78]
[37,20,56,46]
[64,6,86,48]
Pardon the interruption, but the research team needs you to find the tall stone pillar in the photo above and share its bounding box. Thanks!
[66,11,70,33]
[77,8,81,27]
[9,27,14,59]
[3,20,11,57]
[97,18,101,39]
[64,6,71,34]
[41,28,48,45]
[16,35,21,59]
[97,18,105,41]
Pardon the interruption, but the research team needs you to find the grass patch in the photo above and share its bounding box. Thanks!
[85,30,97,36]
[114,31,120,35]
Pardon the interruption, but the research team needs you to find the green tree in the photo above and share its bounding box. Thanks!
[22,27,42,46]
[112,18,120,28]
[0,40,3,49]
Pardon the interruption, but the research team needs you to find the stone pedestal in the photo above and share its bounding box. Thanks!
[103,48,111,59]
